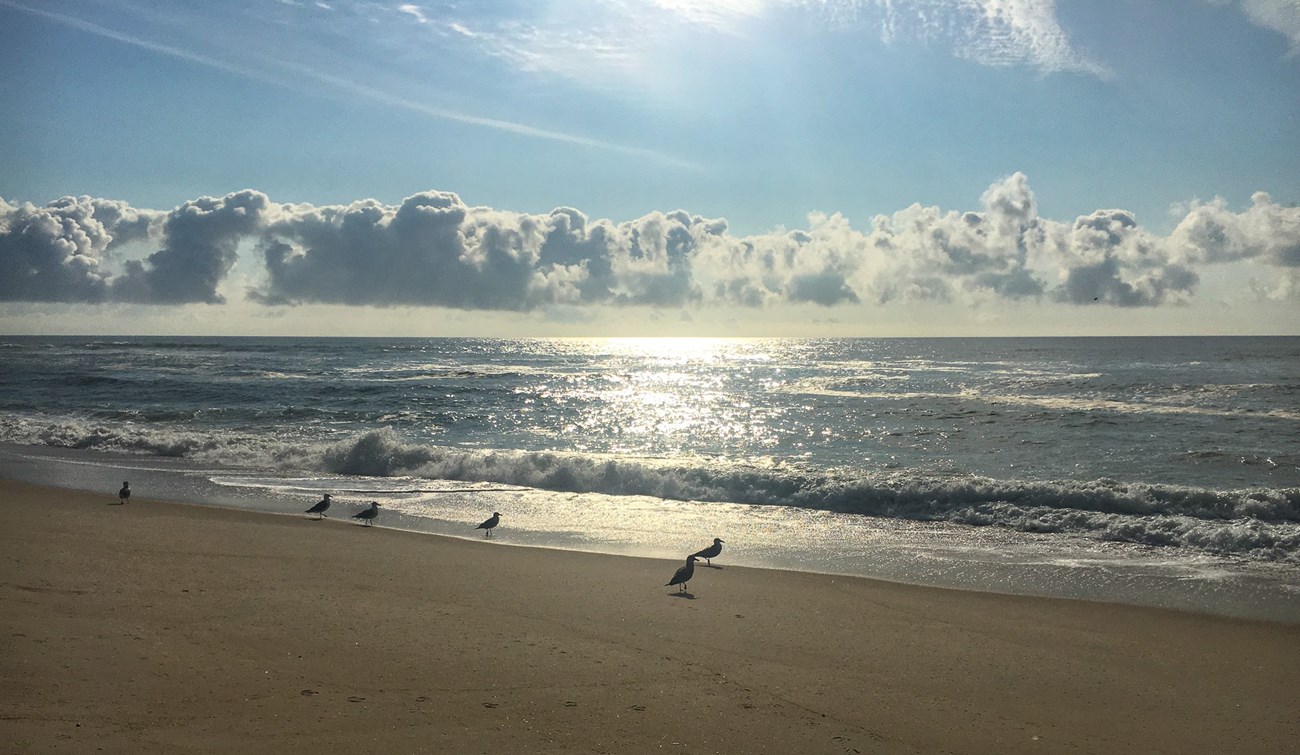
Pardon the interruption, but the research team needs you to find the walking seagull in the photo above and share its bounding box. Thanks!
[305,494,331,519]
[666,555,698,593]
[352,501,379,526]
[118,481,130,504]
[476,512,500,537]
[692,538,725,566]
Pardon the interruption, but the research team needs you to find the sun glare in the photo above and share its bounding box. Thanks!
[597,336,740,363]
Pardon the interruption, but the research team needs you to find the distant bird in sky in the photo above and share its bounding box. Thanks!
[352,501,379,526]
[477,512,500,537]
[305,493,331,519]
[666,555,697,593]
[118,481,130,504]
[692,538,725,566]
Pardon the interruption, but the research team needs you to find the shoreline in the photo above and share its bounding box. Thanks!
[4,444,1297,625]
[4,478,1299,753]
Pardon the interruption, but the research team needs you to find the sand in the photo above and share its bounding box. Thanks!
[2,478,1297,754]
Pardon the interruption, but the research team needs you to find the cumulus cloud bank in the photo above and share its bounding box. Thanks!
[3,175,1297,309]
[0,195,159,302]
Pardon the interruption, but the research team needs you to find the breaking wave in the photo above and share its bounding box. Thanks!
[3,417,1297,561]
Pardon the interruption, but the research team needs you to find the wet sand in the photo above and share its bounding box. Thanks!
[3,478,1297,754]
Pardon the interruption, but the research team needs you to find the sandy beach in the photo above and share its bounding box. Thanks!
[3,478,1297,754]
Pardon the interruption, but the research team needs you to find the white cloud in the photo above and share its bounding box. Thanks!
[113,190,273,304]
[1043,209,1198,307]
[857,172,1048,304]
[398,4,428,24]
[650,0,769,29]
[1170,192,1300,267]
[5,177,1297,309]
[438,0,1107,96]
[1251,269,1300,300]
[0,196,161,303]
[1210,0,1300,52]
[448,21,476,37]
[796,0,1109,75]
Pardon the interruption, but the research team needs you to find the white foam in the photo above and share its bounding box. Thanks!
[3,416,1297,562]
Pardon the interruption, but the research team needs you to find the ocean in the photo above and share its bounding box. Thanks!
[2,335,1297,620]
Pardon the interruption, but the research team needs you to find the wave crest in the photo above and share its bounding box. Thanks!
[3,418,1297,560]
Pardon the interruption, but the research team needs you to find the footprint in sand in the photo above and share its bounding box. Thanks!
[483,702,500,709]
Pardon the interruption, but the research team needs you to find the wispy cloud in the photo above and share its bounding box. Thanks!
[448,21,476,38]
[398,4,428,25]
[432,0,1110,87]
[825,0,1110,76]
[1,1,276,83]
[1210,0,1300,52]
[0,0,694,166]
[649,0,768,30]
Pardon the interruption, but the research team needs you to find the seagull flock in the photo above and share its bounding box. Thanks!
[117,482,726,594]
[301,493,727,592]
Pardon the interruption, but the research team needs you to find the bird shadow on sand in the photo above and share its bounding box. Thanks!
[669,592,696,600]
[108,501,125,506]
[699,564,724,570]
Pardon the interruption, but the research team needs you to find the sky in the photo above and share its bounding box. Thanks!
[1,0,1298,337]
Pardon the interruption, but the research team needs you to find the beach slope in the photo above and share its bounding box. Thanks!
[2,479,1296,753]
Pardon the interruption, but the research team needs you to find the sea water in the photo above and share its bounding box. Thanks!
[1,336,1296,620]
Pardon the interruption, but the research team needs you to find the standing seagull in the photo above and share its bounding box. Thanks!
[118,481,130,504]
[352,501,379,526]
[305,493,331,520]
[691,538,725,566]
[665,555,698,593]
[476,512,500,537]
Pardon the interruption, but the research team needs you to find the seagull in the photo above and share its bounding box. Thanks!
[691,538,725,566]
[305,493,331,519]
[352,501,379,526]
[666,555,697,593]
[118,481,130,504]
[476,512,500,537]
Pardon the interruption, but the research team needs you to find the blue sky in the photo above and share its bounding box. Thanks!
[1,0,1298,336]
